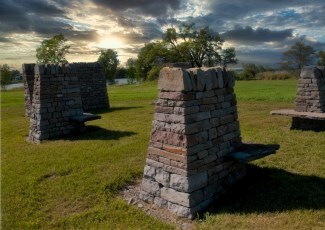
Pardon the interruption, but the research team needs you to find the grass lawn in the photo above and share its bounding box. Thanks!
[1,80,324,229]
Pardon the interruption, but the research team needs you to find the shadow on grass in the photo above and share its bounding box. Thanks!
[63,125,136,141]
[204,164,325,216]
[86,106,144,115]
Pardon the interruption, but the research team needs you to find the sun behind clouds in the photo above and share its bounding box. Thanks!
[98,36,125,49]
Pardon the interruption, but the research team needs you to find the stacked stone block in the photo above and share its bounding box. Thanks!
[139,67,246,218]
[23,62,110,142]
[22,63,35,117]
[23,62,109,115]
[76,62,110,111]
[28,64,84,142]
[295,66,325,112]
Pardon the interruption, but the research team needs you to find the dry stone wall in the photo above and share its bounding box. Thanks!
[23,62,109,117]
[22,62,109,142]
[139,67,246,218]
[23,64,35,117]
[295,66,325,112]
[76,62,109,111]
[27,64,84,142]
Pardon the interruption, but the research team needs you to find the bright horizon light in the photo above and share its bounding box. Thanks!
[98,36,126,49]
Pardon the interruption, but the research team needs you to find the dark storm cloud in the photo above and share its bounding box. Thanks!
[115,18,164,43]
[0,0,98,44]
[66,30,99,43]
[222,26,293,43]
[207,0,319,20]
[140,22,164,41]
[0,0,68,34]
[91,0,183,16]
[237,48,284,66]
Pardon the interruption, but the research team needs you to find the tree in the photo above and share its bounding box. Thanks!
[125,58,137,84]
[36,34,70,63]
[0,64,12,89]
[281,40,315,71]
[241,63,259,80]
[116,67,127,78]
[220,47,238,67]
[135,42,174,81]
[97,49,120,83]
[163,23,225,67]
[317,51,325,66]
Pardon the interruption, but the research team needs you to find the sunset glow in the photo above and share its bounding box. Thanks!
[98,36,125,49]
[0,0,324,70]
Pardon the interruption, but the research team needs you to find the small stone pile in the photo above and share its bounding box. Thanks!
[295,66,325,112]
[139,67,246,218]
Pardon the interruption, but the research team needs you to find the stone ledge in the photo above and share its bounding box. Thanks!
[229,143,279,163]
[270,109,325,120]
[70,113,101,122]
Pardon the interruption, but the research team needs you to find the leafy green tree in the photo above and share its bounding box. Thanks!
[36,34,70,63]
[317,51,325,66]
[11,70,21,81]
[281,40,315,71]
[241,63,259,80]
[0,64,13,89]
[135,42,173,81]
[163,23,225,67]
[125,58,137,84]
[221,47,238,67]
[116,67,127,78]
[97,49,120,83]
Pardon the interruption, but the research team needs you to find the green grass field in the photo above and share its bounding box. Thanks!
[1,80,325,229]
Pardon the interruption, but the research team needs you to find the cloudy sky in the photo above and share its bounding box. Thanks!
[1,0,325,70]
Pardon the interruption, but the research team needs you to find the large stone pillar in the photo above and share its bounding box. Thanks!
[139,67,246,218]
[295,66,325,112]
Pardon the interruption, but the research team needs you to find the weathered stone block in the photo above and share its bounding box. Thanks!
[188,68,205,91]
[216,68,224,89]
[160,187,203,207]
[170,171,208,193]
[155,168,170,187]
[158,67,193,92]
[143,165,156,179]
[141,178,161,196]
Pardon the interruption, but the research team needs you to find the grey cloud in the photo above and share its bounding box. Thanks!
[207,0,320,20]
[0,0,68,34]
[114,19,164,44]
[222,26,293,43]
[237,48,283,67]
[91,0,183,16]
[0,37,12,43]
[66,30,99,43]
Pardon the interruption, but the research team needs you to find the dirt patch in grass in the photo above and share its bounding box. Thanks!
[119,179,192,230]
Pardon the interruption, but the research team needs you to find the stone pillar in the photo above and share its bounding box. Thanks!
[139,67,246,218]
[295,66,325,112]
[28,64,84,143]
[22,64,35,117]
[76,62,110,111]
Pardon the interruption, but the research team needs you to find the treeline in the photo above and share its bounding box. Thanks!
[233,40,325,81]
[233,64,297,81]
[33,24,238,84]
[0,64,21,89]
[99,23,238,83]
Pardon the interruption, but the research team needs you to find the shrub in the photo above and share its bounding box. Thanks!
[256,71,297,80]
[147,66,162,81]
